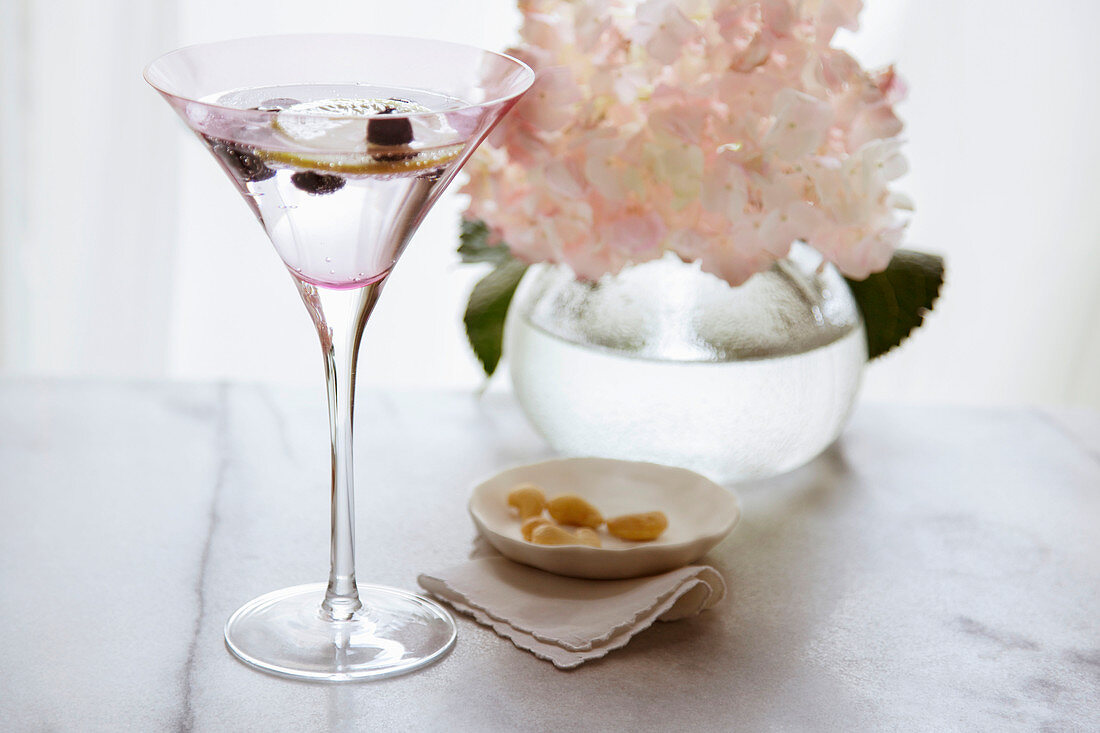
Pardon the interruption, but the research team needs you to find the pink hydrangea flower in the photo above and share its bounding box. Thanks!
[462,0,911,285]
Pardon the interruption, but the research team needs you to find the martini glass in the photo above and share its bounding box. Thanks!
[145,35,532,681]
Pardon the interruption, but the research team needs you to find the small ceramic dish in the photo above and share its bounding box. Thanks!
[468,457,741,579]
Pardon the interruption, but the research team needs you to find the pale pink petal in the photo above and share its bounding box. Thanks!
[714,4,773,72]
[631,0,699,65]
[645,141,704,207]
[599,208,667,256]
[813,0,863,39]
[584,139,631,199]
[848,105,904,150]
[648,105,708,143]
[514,67,582,133]
[871,65,907,104]
[700,152,748,215]
[543,160,586,198]
[764,89,834,159]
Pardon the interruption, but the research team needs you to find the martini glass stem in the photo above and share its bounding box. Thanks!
[295,277,385,621]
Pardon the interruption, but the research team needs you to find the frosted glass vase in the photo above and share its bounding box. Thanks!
[506,243,867,483]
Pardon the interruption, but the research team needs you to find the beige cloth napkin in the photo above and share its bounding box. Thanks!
[417,556,726,669]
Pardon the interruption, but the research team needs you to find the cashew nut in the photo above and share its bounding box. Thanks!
[547,493,604,528]
[573,527,602,548]
[606,511,668,541]
[521,516,553,541]
[507,483,547,519]
[530,523,584,546]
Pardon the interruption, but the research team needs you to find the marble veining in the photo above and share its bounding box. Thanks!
[1068,648,1100,671]
[0,379,1098,732]
[253,383,296,462]
[1034,406,1100,468]
[178,383,230,732]
[956,616,1042,652]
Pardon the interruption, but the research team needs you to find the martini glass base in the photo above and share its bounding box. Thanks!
[224,583,457,682]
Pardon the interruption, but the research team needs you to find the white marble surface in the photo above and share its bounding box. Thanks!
[1,379,1098,732]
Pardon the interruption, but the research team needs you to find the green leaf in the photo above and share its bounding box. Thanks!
[464,258,528,377]
[458,218,512,266]
[845,250,945,360]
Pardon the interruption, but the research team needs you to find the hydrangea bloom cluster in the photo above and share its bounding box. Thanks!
[461,0,911,285]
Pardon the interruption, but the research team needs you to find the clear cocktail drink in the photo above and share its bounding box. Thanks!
[145,35,533,682]
[201,84,467,289]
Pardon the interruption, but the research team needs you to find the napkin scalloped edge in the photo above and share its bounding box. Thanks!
[417,566,726,669]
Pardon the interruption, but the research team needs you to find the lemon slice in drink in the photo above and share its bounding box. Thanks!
[274,98,414,149]
[265,97,462,175]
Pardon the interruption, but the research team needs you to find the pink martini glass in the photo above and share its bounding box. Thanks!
[145,34,532,681]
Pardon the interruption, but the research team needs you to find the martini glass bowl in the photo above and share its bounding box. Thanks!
[145,34,532,682]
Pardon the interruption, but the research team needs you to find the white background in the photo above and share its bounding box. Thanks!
[2,0,1098,407]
